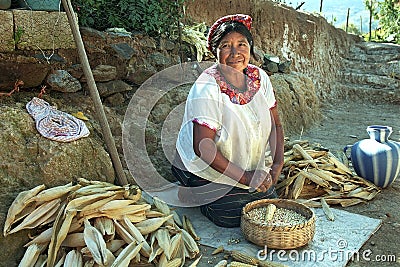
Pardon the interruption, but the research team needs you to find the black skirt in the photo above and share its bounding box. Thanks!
[171,165,278,228]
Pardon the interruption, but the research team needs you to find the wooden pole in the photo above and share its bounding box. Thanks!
[319,0,323,12]
[61,0,128,186]
[369,2,373,41]
[346,8,350,33]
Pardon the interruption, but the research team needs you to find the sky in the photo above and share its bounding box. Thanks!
[283,0,380,33]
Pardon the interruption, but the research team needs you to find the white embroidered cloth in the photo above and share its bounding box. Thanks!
[26,97,90,142]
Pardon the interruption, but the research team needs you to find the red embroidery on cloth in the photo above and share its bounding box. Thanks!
[192,118,217,132]
[204,64,261,105]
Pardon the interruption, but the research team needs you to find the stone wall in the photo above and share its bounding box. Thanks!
[184,0,363,100]
[0,10,75,52]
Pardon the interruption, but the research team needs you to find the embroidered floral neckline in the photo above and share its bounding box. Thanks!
[205,64,261,105]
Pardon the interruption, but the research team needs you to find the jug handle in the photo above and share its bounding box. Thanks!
[343,145,352,160]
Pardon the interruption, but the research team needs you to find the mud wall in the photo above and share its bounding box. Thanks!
[185,0,363,100]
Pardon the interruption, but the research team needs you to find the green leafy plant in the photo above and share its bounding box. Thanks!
[72,0,185,37]
[374,0,400,44]
[171,22,214,62]
[10,26,26,46]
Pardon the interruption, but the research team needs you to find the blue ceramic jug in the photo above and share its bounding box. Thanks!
[344,125,400,188]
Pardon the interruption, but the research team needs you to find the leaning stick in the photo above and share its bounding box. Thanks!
[61,0,127,186]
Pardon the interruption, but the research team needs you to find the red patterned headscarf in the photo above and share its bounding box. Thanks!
[206,14,253,52]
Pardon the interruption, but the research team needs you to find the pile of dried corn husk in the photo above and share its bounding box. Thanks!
[4,178,200,267]
[277,139,380,208]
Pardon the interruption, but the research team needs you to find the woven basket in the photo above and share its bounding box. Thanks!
[240,199,315,249]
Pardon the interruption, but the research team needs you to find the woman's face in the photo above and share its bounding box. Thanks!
[216,31,251,72]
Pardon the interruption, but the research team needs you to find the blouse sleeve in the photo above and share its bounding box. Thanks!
[186,72,223,132]
[259,67,277,109]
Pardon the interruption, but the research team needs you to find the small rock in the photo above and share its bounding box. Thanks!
[80,65,117,82]
[47,70,82,93]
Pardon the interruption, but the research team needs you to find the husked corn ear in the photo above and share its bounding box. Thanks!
[264,204,277,222]
[24,227,53,247]
[8,198,61,235]
[214,259,228,267]
[211,245,224,255]
[172,210,183,227]
[183,215,200,241]
[135,214,173,235]
[155,228,171,260]
[181,228,199,260]
[28,183,81,204]
[227,261,257,267]
[18,243,45,267]
[123,184,142,202]
[83,219,114,266]
[64,249,83,267]
[4,184,47,236]
[321,198,335,221]
[106,239,126,253]
[189,255,202,267]
[166,257,182,267]
[62,232,86,247]
[110,241,143,267]
[231,250,259,265]
[120,216,151,257]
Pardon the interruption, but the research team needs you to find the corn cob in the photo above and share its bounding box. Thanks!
[264,204,277,222]
[299,170,331,188]
[290,174,306,200]
[292,144,318,168]
[308,169,342,185]
[230,251,288,267]
[227,261,257,267]
[321,198,335,221]
[211,245,224,255]
[230,250,259,265]
[214,259,228,267]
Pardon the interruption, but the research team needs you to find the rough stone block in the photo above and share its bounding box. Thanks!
[13,9,76,50]
[0,10,14,52]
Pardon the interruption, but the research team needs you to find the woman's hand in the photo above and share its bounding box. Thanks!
[241,170,273,193]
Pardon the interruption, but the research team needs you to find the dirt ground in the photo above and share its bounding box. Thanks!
[198,99,400,267]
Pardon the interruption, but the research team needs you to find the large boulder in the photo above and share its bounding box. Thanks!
[0,96,115,265]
